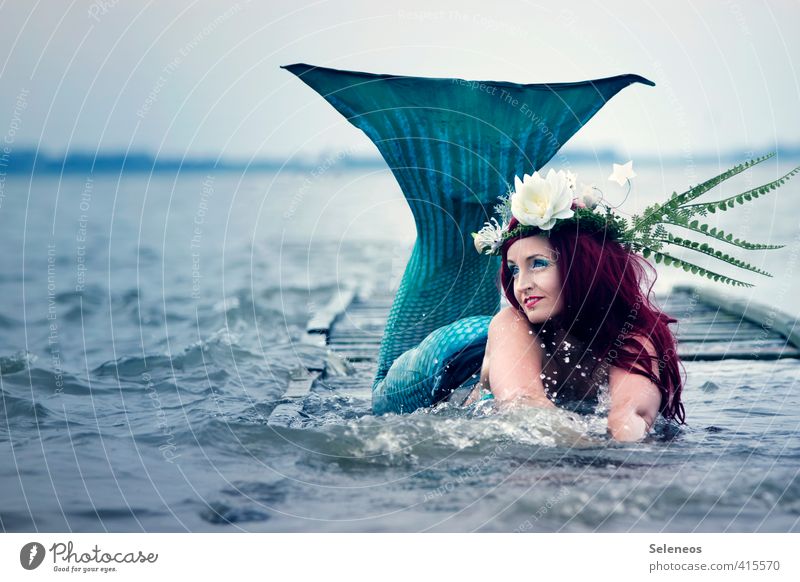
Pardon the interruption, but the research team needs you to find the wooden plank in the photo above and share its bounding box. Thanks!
[329,351,379,362]
[328,344,383,353]
[676,331,773,342]
[679,347,800,361]
[675,316,745,325]
[329,324,387,335]
[674,285,800,350]
[317,375,374,391]
[329,328,385,336]
[330,319,387,328]
[678,340,800,360]
[329,332,386,341]
[300,332,327,347]
[677,319,763,331]
[333,314,388,321]
[330,320,383,329]
[306,286,357,336]
[285,370,321,397]
[328,337,384,345]
[268,285,362,426]
[677,326,766,335]
[330,345,381,355]
[678,336,770,343]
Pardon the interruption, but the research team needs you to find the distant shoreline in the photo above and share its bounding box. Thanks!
[1,146,798,174]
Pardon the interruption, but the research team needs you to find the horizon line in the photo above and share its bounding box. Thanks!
[1,145,798,174]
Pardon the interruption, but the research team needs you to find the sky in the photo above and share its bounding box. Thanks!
[0,0,798,161]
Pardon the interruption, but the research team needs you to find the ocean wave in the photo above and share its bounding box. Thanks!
[1,365,106,397]
[0,351,37,375]
[0,312,21,328]
[258,406,612,473]
[0,388,53,420]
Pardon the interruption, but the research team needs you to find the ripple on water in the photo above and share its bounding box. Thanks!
[263,404,615,474]
[0,351,37,375]
[0,388,53,420]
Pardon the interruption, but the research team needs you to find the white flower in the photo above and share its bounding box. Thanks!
[579,183,601,209]
[472,217,507,255]
[608,160,636,186]
[510,169,575,230]
[565,170,577,190]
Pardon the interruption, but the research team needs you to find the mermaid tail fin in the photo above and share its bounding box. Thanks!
[281,63,654,395]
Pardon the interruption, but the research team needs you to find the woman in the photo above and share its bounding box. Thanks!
[370,156,789,441]
[463,218,684,442]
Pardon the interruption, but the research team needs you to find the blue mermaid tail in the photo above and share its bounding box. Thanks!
[281,63,654,413]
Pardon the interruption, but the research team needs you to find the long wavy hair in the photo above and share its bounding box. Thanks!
[498,217,686,423]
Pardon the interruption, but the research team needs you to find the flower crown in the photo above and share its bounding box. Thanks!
[472,153,799,287]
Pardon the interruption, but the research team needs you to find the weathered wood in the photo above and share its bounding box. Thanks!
[328,351,379,362]
[306,286,357,337]
[678,321,761,330]
[675,315,744,325]
[676,331,773,342]
[273,283,798,427]
[328,337,385,346]
[300,332,327,347]
[285,370,321,398]
[268,285,362,426]
[679,345,799,360]
[673,285,800,350]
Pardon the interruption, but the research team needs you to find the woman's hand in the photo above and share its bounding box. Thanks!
[607,407,653,441]
[500,393,557,410]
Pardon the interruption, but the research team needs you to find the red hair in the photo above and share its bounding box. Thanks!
[498,217,686,423]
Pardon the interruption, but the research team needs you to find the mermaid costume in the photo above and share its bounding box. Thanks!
[281,63,654,414]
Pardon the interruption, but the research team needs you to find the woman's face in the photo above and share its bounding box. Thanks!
[506,235,564,324]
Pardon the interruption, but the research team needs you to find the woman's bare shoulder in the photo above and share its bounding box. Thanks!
[489,305,529,330]
[484,307,552,405]
[487,306,541,352]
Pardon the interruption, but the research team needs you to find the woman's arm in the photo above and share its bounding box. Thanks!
[485,306,556,408]
[607,336,662,442]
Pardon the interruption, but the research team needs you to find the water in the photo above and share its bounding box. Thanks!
[1,161,799,532]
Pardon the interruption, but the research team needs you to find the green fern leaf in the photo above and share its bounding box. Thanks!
[672,221,783,250]
[683,165,800,214]
[626,153,777,236]
[648,250,754,287]
[657,234,773,277]
[670,152,776,207]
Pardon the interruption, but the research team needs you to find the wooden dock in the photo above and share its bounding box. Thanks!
[268,285,800,425]
[664,285,800,360]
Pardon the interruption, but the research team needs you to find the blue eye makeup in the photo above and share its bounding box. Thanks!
[532,258,550,269]
[509,257,551,277]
